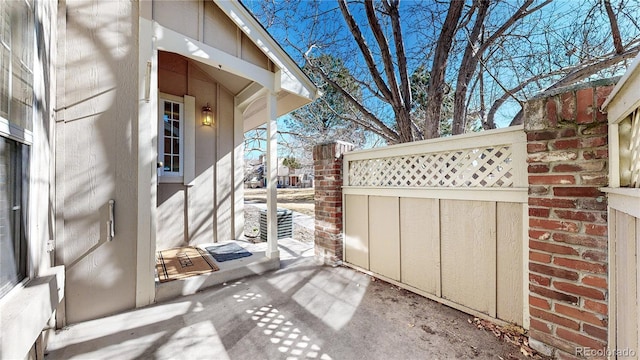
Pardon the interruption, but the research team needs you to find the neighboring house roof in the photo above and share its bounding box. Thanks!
[213,0,320,131]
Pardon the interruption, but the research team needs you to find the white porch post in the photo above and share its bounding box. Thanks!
[266,91,279,259]
[135,14,157,308]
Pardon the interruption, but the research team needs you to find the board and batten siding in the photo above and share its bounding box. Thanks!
[342,126,528,327]
[153,0,273,72]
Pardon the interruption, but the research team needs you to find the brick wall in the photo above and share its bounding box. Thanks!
[524,80,616,359]
[313,141,354,265]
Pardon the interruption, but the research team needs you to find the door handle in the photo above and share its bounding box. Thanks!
[107,199,115,241]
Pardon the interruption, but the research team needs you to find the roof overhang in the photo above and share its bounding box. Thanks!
[213,0,320,130]
[602,52,640,123]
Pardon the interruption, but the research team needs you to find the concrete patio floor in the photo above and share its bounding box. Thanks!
[45,238,528,360]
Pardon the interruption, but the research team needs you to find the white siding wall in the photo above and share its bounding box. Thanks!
[57,0,139,323]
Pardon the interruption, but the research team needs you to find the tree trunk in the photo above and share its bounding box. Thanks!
[423,0,464,139]
[452,1,489,135]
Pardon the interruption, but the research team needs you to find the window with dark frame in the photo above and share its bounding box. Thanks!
[159,98,184,177]
[0,138,29,299]
[0,0,33,299]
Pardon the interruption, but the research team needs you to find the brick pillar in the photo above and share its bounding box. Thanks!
[524,79,616,359]
[313,141,354,265]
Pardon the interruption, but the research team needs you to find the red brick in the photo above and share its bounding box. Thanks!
[576,199,608,212]
[553,232,607,249]
[580,136,607,148]
[530,307,580,330]
[528,150,578,163]
[553,257,607,274]
[576,88,594,124]
[582,275,607,289]
[530,273,551,286]
[530,295,551,310]
[561,92,576,120]
[555,303,607,326]
[528,164,550,173]
[529,229,551,240]
[553,161,605,173]
[580,173,608,186]
[551,138,580,150]
[527,130,560,141]
[529,175,576,185]
[582,149,608,160]
[554,209,603,223]
[530,284,578,304]
[553,281,605,300]
[581,123,608,135]
[559,128,577,137]
[528,142,548,153]
[530,317,552,333]
[530,218,579,232]
[530,262,579,280]
[530,251,551,263]
[584,299,607,315]
[547,98,558,125]
[553,186,604,198]
[529,207,550,217]
[583,250,607,263]
[556,327,606,350]
[529,186,549,195]
[552,164,583,172]
[585,224,607,236]
[583,323,608,341]
[529,329,578,355]
[530,239,579,256]
[595,86,613,107]
[529,197,576,209]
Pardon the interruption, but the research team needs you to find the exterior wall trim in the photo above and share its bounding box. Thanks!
[153,21,276,91]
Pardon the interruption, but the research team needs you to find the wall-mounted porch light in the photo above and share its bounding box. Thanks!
[202,103,214,126]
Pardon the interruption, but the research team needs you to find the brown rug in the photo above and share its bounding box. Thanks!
[156,246,219,283]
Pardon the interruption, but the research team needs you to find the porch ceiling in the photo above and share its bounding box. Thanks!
[190,61,252,95]
[188,58,313,133]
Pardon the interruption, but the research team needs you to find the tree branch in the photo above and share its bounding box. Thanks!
[364,0,402,108]
[479,0,551,55]
[604,0,624,54]
[305,54,400,142]
[388,0,412,115]
[338,0,394,102]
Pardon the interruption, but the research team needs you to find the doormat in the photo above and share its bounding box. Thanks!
[205,242,253,262]
[156,246,219,283]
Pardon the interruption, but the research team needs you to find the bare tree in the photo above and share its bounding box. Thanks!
[244,0,640,144]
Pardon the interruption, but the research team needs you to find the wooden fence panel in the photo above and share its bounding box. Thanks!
[496,202,524,326]
[441,199,497,317]
[369,196,400,281]
[344,195,369,270]
[400,197,440,296]
[614,209,638,356]
[342,126,527,327]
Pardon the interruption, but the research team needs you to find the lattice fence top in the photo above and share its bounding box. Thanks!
[620,108,640,188]
[347,146,515,188]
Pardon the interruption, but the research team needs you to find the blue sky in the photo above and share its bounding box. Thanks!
[241,0,638,158]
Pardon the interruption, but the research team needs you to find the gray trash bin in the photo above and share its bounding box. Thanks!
[259,209,293,242]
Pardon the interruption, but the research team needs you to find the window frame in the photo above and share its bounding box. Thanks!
[158,93,185,183]
[0,0,34,300]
